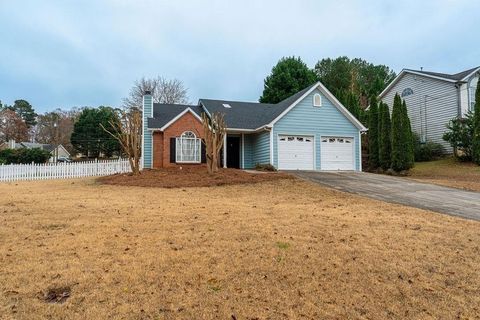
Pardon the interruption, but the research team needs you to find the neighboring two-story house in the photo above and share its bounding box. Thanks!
[379,66,479,152]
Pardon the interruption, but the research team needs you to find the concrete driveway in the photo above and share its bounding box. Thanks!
[292,171,480,221]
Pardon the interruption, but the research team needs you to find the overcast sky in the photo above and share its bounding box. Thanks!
[0,0,479,112]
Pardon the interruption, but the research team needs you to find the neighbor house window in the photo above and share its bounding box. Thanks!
[470,86,477,111]
[313,93,322,107]
[176,131,201,163]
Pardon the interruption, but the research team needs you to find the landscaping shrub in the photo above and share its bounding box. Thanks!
[391,94,414,171]
[255,163,277,172]
[0,148,51,164]
[443,112,474,161]
[413,134,445,162]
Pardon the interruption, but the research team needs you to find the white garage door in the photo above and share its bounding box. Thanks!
[321,137,355,170]
[278,135,314,170]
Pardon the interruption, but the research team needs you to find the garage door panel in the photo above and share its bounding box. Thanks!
[278,135,314,170]
[321,136,354,171]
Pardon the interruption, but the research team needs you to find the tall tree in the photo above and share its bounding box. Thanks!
[472,84,480,165]
[378,102,391,169]
[314,56,396,108]
[123,76,189,109]
[70,107,120,158]
[10,99,37,127]
[259,56,317,104]
[391,94,414,171]
[403,100,415,167]
[0,109,29,143]
[36,109,80,153]
[368,95,380,169]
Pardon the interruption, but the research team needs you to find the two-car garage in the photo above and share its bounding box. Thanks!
[277,135,355,171]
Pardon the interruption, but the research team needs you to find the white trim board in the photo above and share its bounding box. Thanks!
[267,82,367,132]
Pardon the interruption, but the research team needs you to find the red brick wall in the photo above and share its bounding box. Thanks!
[152,111,204,168]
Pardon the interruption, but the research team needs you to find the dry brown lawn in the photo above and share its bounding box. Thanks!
[410,157,480,192]
[0,177,479,319]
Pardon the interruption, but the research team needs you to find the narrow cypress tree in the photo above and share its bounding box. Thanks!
[368,95,380,169]
[378,102,391,169]
[472,84,480,165]
[403,100,415,168]
[391,93,407,171]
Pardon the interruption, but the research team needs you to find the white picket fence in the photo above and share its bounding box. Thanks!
[0,158,132,182]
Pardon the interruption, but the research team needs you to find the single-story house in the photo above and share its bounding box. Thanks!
[0,140,71,162]
[142,82,367,171]
[379,66,479,152]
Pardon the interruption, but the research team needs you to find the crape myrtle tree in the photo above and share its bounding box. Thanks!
[378,102,391,169]
[367,95,380,169]
[259,56,317,104]
[391,94,414,171]
[472,84,480,165]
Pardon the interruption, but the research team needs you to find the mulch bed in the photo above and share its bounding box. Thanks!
[97,165,293,188]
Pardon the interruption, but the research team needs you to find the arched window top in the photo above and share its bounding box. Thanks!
[181,131,196,139]
[401,88,414,97]
[313,93,322,107]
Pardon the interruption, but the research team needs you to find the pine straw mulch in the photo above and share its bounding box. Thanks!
[97,165,293,188]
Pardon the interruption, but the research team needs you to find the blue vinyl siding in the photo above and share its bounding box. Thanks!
[142,95,153,169]
[242,131,270,169]
[273,88,361,171]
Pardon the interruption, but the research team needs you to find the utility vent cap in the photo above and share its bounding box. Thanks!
[222,103,232,108]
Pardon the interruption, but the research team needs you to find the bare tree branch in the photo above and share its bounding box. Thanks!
[122,76,189,109]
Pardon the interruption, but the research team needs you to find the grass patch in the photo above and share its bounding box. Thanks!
[410,157,480,191]
[0,178,479,319]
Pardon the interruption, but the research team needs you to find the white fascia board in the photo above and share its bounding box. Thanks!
[461,67,480,81]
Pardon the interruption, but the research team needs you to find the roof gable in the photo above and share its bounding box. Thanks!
[147,104,203,130]
[379,67,480,99]
[268,82,367,131]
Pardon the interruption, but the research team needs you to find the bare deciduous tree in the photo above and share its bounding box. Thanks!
[0,109,29,143]
[202,112,226,174]
[101,108,142,175]
[123,76,189,109]
[35,108,80,153]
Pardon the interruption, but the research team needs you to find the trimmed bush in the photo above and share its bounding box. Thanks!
[0,148,51,164]
[413,134,445,162]
[367,95,379,169]
[255,163,277,172]
[443,112,474,161]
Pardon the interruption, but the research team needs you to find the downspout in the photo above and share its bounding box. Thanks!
[455,82,462,118]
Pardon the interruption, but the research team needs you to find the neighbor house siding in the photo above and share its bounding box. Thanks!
[142,94,153,169]
[272,88,361,170]
[381,73,458,152]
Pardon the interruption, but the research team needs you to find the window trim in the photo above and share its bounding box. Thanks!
[313,93,322,107]
[175,131,201,163]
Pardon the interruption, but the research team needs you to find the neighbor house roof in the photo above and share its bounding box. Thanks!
[147,104,204,129]
[404,66,480,82]
[378,66,480,99]
[199,84,316,130]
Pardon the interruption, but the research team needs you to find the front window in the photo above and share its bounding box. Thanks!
[176,131,201,163]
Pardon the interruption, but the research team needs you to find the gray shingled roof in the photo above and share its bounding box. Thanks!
[147,104,204,129]
[147,83,317,130]
[406,66,480,81]
[199,84,316,129]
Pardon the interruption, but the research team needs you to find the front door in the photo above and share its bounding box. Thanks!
[226,136,240,168]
